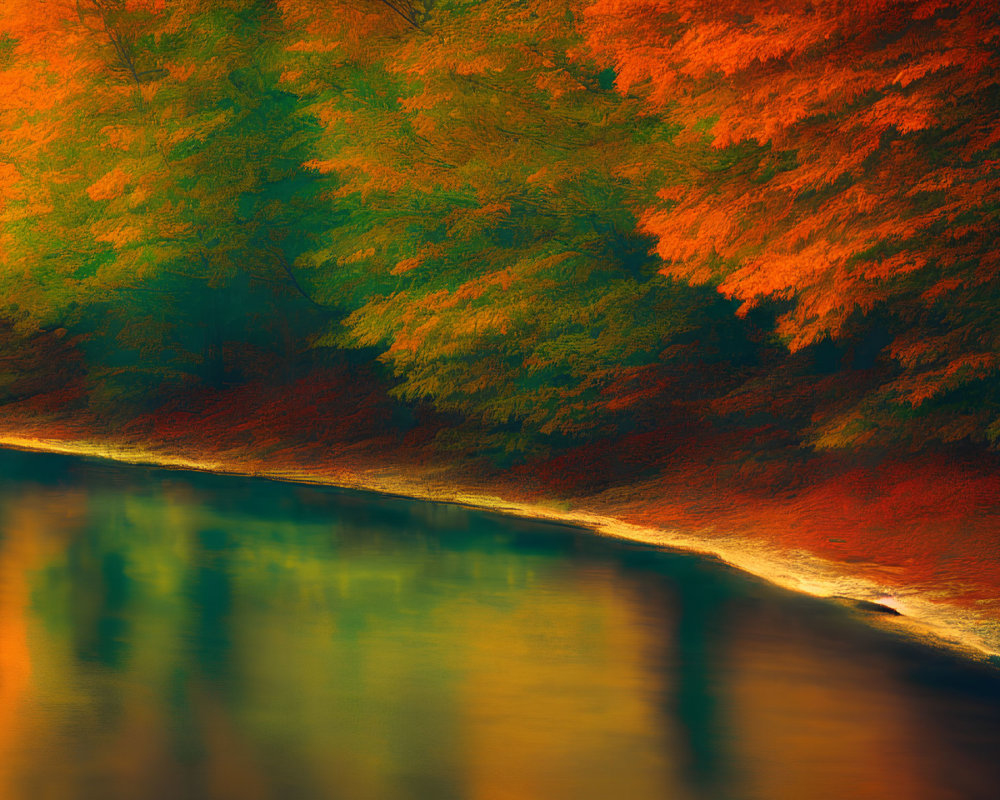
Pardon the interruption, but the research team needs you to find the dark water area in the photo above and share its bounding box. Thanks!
[1,447,999,800]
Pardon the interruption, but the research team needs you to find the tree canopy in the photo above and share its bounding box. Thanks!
[1,0,998,456]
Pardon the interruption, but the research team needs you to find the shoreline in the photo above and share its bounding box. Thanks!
[2,432,998,666]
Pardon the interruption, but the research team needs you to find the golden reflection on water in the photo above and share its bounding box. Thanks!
[727,617,928,800]
[0,491,89,799]
[725,608,1000,800]
[450,571,682,800]
[0,509,35,799]
[0,457,999,800]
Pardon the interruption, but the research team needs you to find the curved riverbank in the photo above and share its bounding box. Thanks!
[2,432,997,664]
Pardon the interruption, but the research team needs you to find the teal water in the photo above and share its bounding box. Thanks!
[0,447,998,800]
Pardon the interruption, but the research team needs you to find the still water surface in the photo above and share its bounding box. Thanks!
[1,447,999,800]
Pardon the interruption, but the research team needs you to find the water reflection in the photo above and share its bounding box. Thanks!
[0,448,999,799]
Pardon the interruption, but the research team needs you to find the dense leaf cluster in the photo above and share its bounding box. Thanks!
[1,0,997,455]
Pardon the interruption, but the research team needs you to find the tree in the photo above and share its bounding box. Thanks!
[1,0,339,407]
[278,0,761,455]
[578,0,1000,447]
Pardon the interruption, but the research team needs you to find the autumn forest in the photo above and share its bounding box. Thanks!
[2,1,1000,636]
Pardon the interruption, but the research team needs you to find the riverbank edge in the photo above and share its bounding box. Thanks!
[2,432,998,665]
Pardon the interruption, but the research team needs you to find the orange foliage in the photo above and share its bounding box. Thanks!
[579,0,1000,352]
[86,168,129,201]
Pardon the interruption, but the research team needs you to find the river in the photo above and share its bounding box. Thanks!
[0,446,998,799]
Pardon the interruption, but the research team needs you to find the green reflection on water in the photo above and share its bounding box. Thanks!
[1,448,999,800]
